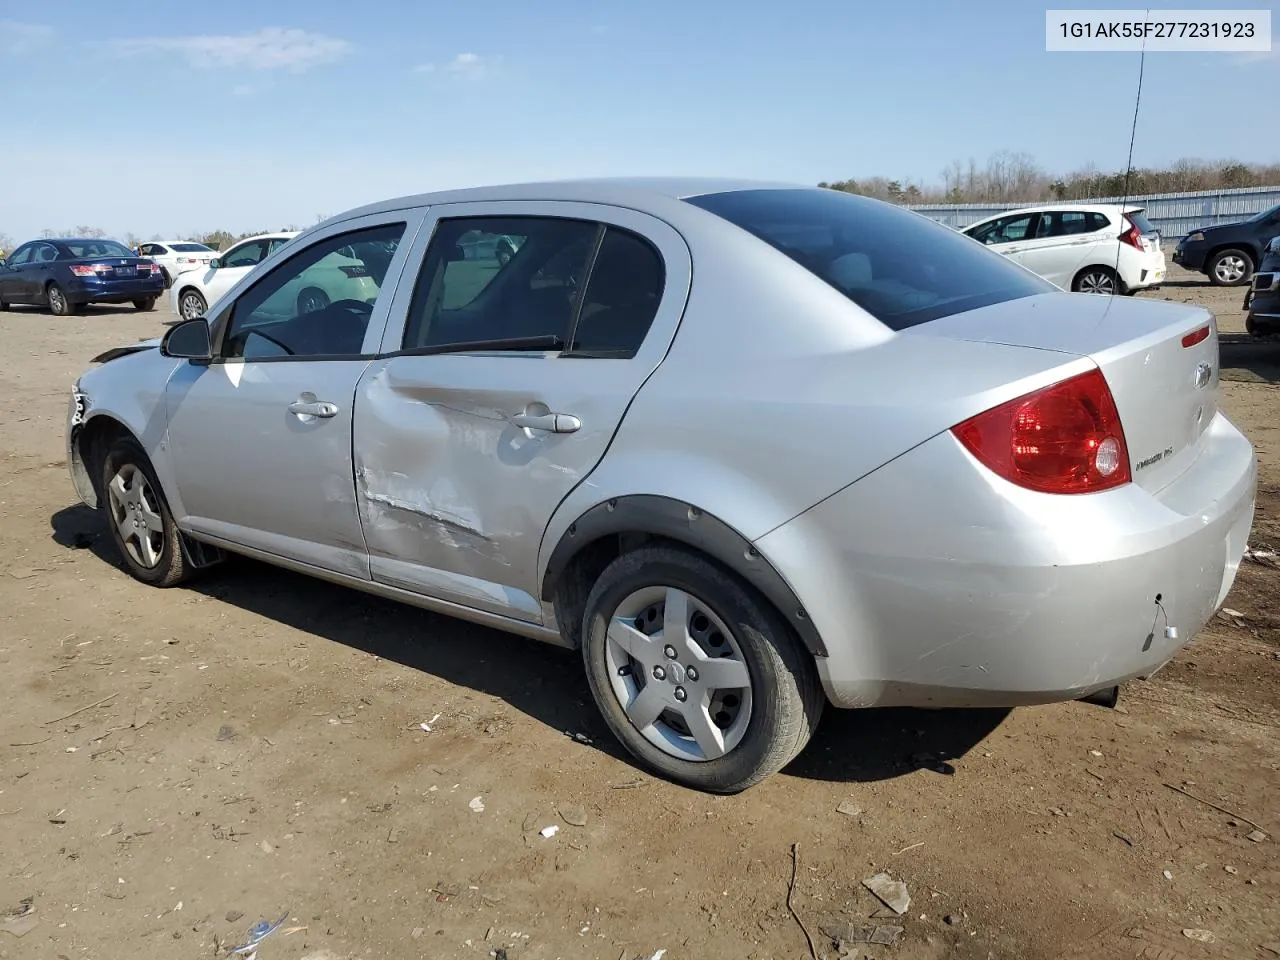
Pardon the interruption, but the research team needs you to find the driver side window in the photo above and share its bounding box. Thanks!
[221,222,406,361]
[7,245,34,265]
[222,240,269,269]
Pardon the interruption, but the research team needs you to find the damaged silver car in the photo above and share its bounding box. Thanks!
[66,179,1256,793]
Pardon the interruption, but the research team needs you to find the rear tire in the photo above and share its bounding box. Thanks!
[0,300,9,311]
[160,267,172,288]
[47,283,80,316]
[1072,266,1119,295]
[581,545,824,793]
[133,297,157,311]
[99,437,194,587]
[1208,248,1254,286]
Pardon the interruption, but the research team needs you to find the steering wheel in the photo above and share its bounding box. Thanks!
[329,299,374,317]
[242,329,295,356]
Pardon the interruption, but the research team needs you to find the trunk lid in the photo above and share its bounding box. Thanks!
[907,292,1219,494]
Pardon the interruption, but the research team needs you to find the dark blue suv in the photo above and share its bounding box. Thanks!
[1172,203,1280,286]
[0,237,165,315]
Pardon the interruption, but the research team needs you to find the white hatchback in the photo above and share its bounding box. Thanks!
[962,204,1166,295]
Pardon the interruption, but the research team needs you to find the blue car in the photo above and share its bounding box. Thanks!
[0,237,165,315]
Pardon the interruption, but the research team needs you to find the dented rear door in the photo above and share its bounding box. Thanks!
[353,200,693,624]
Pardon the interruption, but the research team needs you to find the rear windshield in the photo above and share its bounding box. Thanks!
[685,189,1054,330]
[1127,209,1158,235]
[57,240,135,259]
[170,242,212,252]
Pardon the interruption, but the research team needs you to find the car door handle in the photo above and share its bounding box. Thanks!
[511,412,581,433]
[288,399,339,418]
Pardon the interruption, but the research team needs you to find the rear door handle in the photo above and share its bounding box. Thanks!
[288,399,339,418]
[511,412,581,433]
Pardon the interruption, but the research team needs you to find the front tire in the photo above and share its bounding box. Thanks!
[47,283,81,316]
[1208,248,1254,286]
[179,288,207,320]
[99,437,194,587]
[133,297,157,311]
[581,545,823,793]
[1073,266,1119,295]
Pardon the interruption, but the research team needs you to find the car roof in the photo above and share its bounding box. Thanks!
[234,231,301,242]
[967,202,1144,224]
[332,177,807,222]
[40,237,128,244]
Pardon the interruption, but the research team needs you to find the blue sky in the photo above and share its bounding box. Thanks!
[2,1,1275,240]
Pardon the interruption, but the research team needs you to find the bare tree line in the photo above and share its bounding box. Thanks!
[0,214,333,256]
[820,154,1280,205]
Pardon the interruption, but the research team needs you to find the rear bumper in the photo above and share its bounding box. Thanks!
[755,413,1257,709]
[67,276,164,302]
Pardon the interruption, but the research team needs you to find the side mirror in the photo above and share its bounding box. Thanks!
[161,318,213,363]
[0,258,7,269]
[208,258,221,270]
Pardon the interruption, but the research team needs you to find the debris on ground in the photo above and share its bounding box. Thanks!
[469,796,485,813]
[226,910,244,923]
[564,730,593,745]
[836,800,862,817]
[1182,928,1216,943]
[1,900,38,939]
[558,805,588,827]
[420,713,442,732]
[1162,870,1174,881]
[540,825,559,839]
[1247,829,1268,842]
[1243,545,1277,566]
[819,920,905,946]
[231,913,288,955]
[862,872,910,915]
[217,725,236,741]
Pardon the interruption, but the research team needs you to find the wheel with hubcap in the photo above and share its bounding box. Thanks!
[179,288,207,320]
[1073,266,1119,295]
[581,545,823,793]
[47,283,81,315]
[1207,248,1253,286]
[100,437,195,587]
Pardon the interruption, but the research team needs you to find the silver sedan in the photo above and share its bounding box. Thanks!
[65,178,1256,793]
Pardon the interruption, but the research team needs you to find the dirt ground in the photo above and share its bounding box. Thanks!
[1,265,1278,960]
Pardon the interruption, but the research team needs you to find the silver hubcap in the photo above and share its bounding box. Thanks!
[605,586,752,762]
[107,464,164,569]
[1079,271,1115,295]
[1216,255,1247,283]
[181,294,204,319]
[49,288,65,311]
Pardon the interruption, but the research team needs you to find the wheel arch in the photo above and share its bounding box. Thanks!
[540,495,827,658]
[1206,241,1258,267]
[70,413,137,508]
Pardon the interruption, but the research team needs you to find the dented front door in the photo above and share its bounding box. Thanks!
[352,200,693,624]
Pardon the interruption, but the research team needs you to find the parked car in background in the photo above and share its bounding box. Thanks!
[135,240,216,288]
[1173,203,1280,286]
[66,179,1254,793]
[1243,235,1280,336]
[170,232,299,320]
[962,204,1165,295]
[0,237,164,315]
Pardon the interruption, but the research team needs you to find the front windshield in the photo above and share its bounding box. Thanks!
[1249,204,1280,223]
[686,188,1055,330]
[59,240,135,259]
[170,242,212,253]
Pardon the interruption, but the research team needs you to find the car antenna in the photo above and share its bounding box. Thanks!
[1112,8,1149,287]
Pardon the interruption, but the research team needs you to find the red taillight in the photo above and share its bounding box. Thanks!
[69,264,107,277]
[952,368,1131,495]
[1120,217,1144,251]
[1181,324,1210,348]
[339,265,370,278]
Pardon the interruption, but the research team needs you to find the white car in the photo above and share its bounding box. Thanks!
[962,204,1166,295]
[134,240,216,288]
[171,232,386,321]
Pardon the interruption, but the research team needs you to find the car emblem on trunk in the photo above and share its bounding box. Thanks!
[1193,362,1212,389]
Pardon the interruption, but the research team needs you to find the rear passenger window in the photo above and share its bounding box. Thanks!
[568,228,665,358]
[403,217,598,351]
[1086,212,1111,232]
